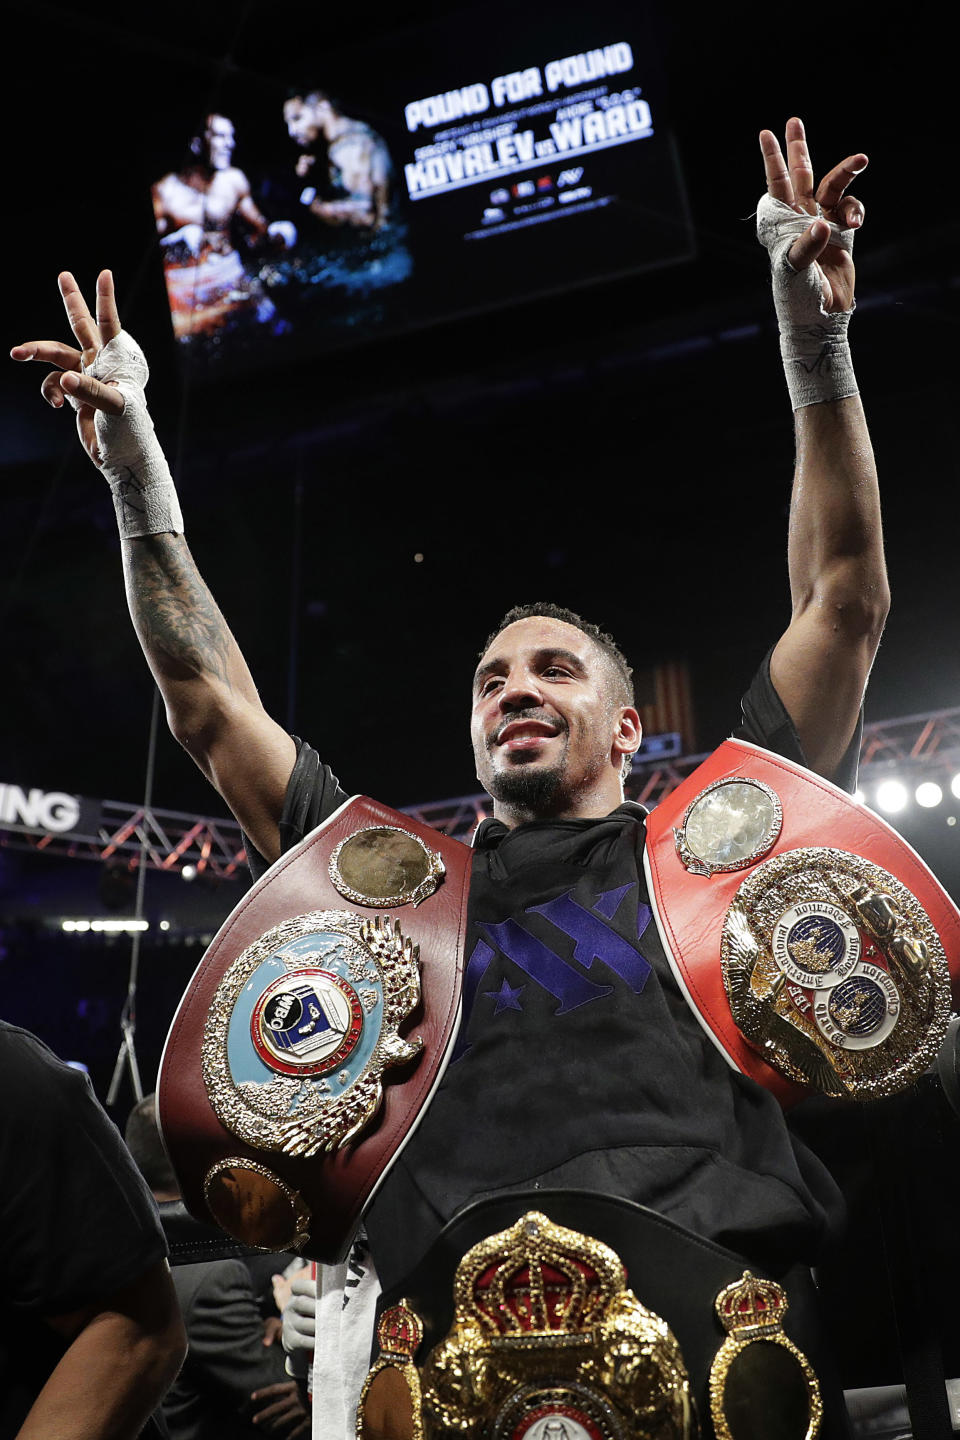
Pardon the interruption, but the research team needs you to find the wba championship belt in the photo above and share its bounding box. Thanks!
[157,797,470,1262]
[645,739,960,1104]
[358,1192,830,1440]
[361,1209,695,1440]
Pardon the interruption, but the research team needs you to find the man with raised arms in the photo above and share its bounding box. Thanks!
[13,119,886,1436]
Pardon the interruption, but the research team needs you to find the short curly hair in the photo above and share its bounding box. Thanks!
[480,602,634,706]
[124,1093,178,1194]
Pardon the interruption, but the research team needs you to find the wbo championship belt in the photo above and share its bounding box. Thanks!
[645,738,960,1105]
[157,796,470,1262]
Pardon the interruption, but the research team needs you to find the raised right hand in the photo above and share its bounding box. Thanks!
[11,270,126,468]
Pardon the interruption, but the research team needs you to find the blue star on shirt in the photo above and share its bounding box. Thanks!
[484,979,526,1015]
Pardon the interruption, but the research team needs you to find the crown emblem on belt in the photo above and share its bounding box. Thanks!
[708,1272,822,1440]
[714,1270,789,1338]
[454,1210,625,1344]
[377,1302,425,1361]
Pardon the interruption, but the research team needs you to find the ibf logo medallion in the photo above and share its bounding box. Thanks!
[251,970,364,1077]
[771,902,860,989]
[813,968,900,1051]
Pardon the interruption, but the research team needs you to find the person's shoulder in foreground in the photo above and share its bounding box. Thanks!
[0,1021,185,1440]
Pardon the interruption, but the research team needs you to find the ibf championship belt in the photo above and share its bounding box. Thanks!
[645,739,960,1105]
[157,796,470,1261]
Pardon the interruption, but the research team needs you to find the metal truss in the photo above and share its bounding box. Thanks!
[859,707,960,773]
[0,796,248,879]
[3,707,960,873]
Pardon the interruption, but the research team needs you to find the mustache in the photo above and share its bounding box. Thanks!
[488,709,567,748]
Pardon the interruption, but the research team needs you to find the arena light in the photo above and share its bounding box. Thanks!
[61,918,149,933]
[916,782,943,809]
[875,780,909,815]
[951,774,960,800]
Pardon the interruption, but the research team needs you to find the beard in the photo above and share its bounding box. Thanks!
[479,708,573,818]
[484,723,575,817]
[485,757,568,815]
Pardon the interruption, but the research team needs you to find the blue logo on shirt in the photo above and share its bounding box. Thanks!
[454,883,652,1059]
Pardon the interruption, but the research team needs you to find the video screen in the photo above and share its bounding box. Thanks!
[151,2,693,377]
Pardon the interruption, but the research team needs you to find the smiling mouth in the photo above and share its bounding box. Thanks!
[493,720,562,751]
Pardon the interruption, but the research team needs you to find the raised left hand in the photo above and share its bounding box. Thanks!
[10,270,126,467]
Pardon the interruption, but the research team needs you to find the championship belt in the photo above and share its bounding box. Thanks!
[362,1209,695,1440]
[358,1192,828,1440]
[645,738,960,1104]
[157,796,470,1262]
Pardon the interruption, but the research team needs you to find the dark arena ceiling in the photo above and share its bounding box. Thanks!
[1,1,958,1096]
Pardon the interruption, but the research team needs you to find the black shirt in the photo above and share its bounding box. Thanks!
[0,1023,168,1435]
[261,655,858,1292]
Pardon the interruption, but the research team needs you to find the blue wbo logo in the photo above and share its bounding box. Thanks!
[226,930,387,1093]
[251,969,365,1077]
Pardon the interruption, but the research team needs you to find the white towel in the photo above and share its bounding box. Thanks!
[311,1231,381,1440]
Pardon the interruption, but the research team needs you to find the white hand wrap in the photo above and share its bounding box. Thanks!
[83,331,184,537]
[281,1270,317,1380]
[756,193,858,410]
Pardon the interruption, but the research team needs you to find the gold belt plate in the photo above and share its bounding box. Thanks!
[721,847,950,1098]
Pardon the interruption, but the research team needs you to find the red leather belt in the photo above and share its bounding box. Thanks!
[645,739,960,1105]
[158,796,470,1262]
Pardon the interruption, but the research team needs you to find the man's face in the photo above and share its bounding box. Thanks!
[205,115,235,169]
[284,98,321,147]
[471,616,629,818]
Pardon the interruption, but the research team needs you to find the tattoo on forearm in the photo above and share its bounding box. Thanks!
[126,535,235,688]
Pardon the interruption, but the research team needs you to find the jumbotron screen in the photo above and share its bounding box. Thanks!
[151,2,693,376]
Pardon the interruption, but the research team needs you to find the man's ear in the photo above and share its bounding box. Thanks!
[613,707,642,765]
